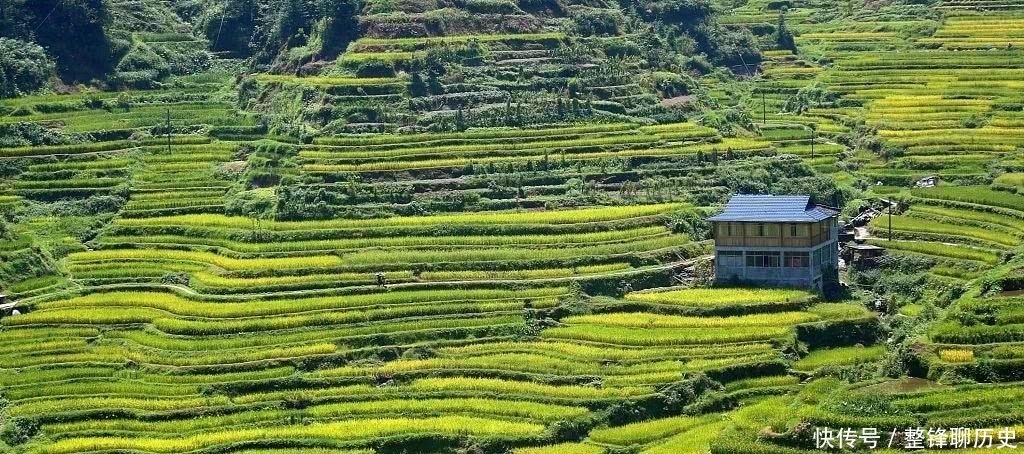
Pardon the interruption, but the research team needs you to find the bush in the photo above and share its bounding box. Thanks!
[115,42,170,79]
[0,38,54,98]
[797,318,880,350]
[603,39,641,58]
[1,417,39,446]
[648,71,692,98]
[464,0,521,14]
[355,59,396,78]
[573,9,621,36]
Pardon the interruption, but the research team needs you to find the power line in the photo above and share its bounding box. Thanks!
[213,0,229,50]
[31,1,60,34]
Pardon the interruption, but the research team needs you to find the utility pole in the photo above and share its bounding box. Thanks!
[888,200,892,242]
[762,91,767,124]
[809,126,815,159]
[166,109,172,154]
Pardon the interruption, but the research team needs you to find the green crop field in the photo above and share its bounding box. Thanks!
[2,0,1024,451]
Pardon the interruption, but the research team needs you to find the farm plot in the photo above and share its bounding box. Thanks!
[73,203,702,292]
[8,0,1024,451]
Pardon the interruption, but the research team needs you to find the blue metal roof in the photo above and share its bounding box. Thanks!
[707,194,838,222]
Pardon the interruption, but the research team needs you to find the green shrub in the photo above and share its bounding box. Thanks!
[465,0,522,14]
[0,38,54,98]
[1,417,39,446]
[355,58,396,78]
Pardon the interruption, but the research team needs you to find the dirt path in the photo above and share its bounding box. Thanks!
[855,226,872,240]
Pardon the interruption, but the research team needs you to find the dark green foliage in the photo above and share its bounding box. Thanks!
[195,0,259,56]
[624,0,760,70]
[603,39,642,58]
[798,318,881,349]
[572,9,622,36]
[464,0,521,14]
[355,59,396,78]
[668,209,711,240]
[782,83,839,115]
[704,360,789,384]
[113,42,171,89]
[0,417,39,446]
[774,12,796,51]
[0,0,113,82]
[0,247,53,289]
[649,71,692,98]
[181,0,358,64]
[313,0,360,58]
[409,73,428,97]
[0,123,85,147]
[711,157,849,207]
[545,416,599,442]
[0,38,54,98]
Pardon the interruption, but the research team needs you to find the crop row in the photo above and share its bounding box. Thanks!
[624,287,814,307]
[232,377,653,406]
[301,139,771,173]
[310,353,684,381]
[95,226,672,253]
[907,205,1024,233]
[867,239,1000,264]
[439,340,777,363]
[34,288,564,319]
[560,311,821,329]
[418,263,632,281]
[66,249,343,270]
[107,314,524,351]
[541,324,792,346]
[300,125,716,161]
[46,397,588,437]
[589,414,717,447]
[869,214,1020,247]
[148,302,524,335]
[0,136,209,158]
[1,341,338,369]
[28,416,545,454]
[114,203,686,230]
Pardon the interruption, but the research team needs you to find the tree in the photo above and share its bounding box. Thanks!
[775,12,796,51]
[409,73,427,97]
[315,0,359,58]
[0,218,10,240]
[0,38,54,98]
[1,417,39,446]
[427,72,443,96]
[25,0,111,81]
[455,109,466,131]
[203,0,258,56]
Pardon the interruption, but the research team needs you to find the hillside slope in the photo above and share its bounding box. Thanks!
[1,0,1024,452]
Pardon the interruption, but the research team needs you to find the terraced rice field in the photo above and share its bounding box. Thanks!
[4,0,1024,451]
[0,81,880,449]
[0,67,873,451]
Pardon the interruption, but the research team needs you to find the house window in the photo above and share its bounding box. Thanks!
[784,252,809,267]
[758,223,766,237]
[790,224,797,237]
[746,251,781,267]
[727,223,733,236]
[718,250,743,267]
